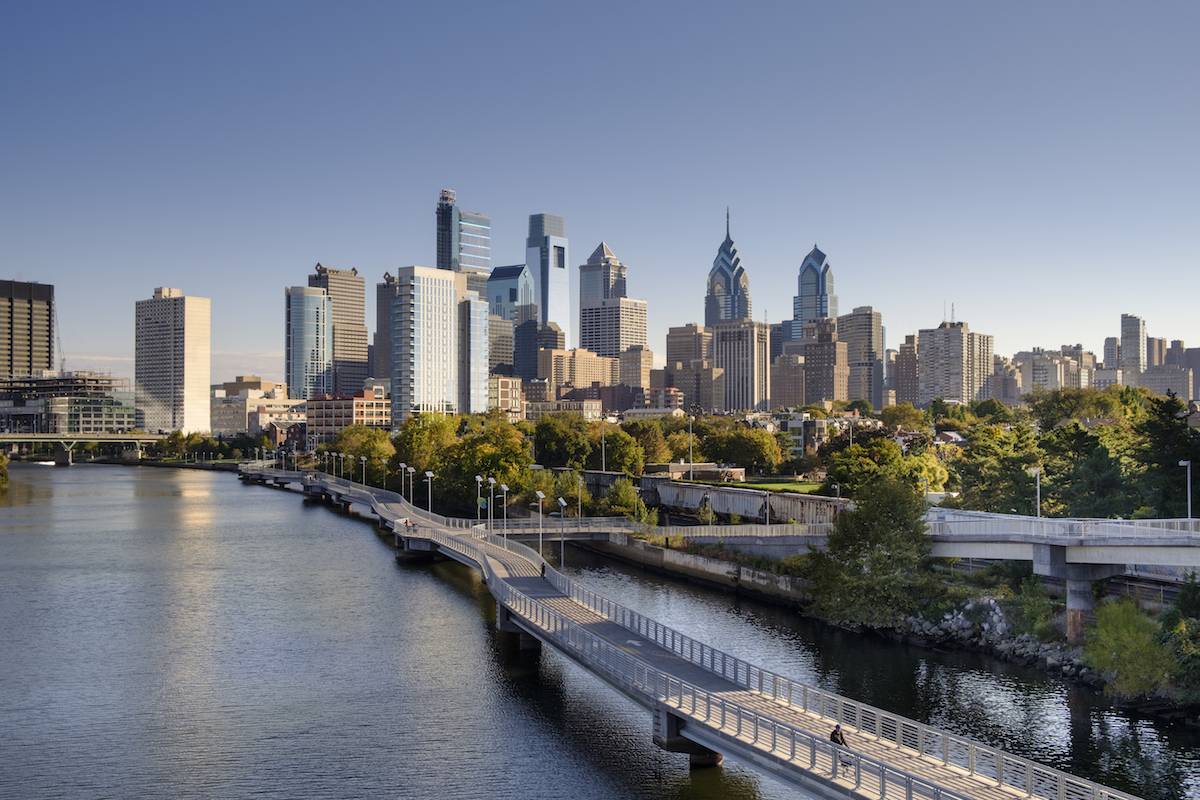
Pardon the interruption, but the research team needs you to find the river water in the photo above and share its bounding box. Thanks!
[1,464,1196,799]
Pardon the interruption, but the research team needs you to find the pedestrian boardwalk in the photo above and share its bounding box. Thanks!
[243,466,1142,800]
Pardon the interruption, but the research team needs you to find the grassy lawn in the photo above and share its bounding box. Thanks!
[726,479,823,494]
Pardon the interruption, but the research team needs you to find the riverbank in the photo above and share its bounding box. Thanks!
[89,456,243,472]
[578,534,1154,705]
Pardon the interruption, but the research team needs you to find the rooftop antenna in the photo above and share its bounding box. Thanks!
[942,301,947,323]
[951,303,956,324]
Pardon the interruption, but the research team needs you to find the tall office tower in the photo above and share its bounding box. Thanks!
[1103,337,1121,369]
[459,292,490,414]
[373,273,400,379]
[285,286,333,401]
[1119,314,1147,378]
[711,319,771,411]
[704,210,751,327]
[983,356,1023,406]
[537,347,620,396]
[1166,340,1187,367]
[488,314,514,374]
[578,242,627,309]
[435,188,491,272]
[793,245,838,331]
[916,321,994,407]
[513,320,565,382]
[486,264,536,321]
[308,264,369,395]
[577,243,647,357]
[1146,336,1167,368]
[798,318,849,405]
[836,305,884,409]
[389,266,490,422]
[1,279,54,380]
[526,213,571,345]
[665,323,712,367]
[135,287,211,433]
[894,334,919,406]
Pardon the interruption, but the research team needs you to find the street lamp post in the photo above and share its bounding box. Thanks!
[688,415,694,481]
[500,483,509,548]
[1181,460,1193,519]
[577,474,583,530]
[424,471,435,516]
[1026,466,1041,517]
[558,497,567,568]
[833,483,841,500]
[488,477,496,533]
[475,475,483,524]
[360,455,367,485]
[535,490,545,557]
[399,463,407,498]
[407,466,415,501]
[764,490,770,526]
[601,424,607,472]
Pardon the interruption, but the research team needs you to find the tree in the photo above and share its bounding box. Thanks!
[708,428,782,474]
[622,419,671,464]
[1084,599,1174,699]
[390,413,457,478]
[534,414,591,469]
[333,426,396,485]
[437,416,534,516]
[951,423,1041,513]
[1040,423,1136,517]
[824,439,906,496]
[1133,392,1200,517]
[588,425,644,475]
[971,398,1014,424]
[880,403,928,432]
[665,430,703,463]
[602,477,654,523]
[846,399,873,416]
[803,478,932,625]
[0,451,8,493]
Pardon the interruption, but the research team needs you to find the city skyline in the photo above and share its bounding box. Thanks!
[4,3,1198,381]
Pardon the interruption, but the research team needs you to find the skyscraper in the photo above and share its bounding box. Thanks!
[1103,336,1121,369]
[798,318,849,405]
[578,243,647,358]
[526,213,571,345]
[486,264,536,322]
[389,266,490,421]
[436,189,491,272]
[793,245,838,330]
[308,264,369,395]
[135,287,211,433]
[836,305,884,409]
[894,334,919,406]
[1147,336,1167,368]
[704,210,751,327]
[1119,313,1147,378]
[917,321,993,407]
[1,279,54,380]
[712,319,770,411]
[665,324,712,367]
[373,273,400,380]
[285,286,333,401]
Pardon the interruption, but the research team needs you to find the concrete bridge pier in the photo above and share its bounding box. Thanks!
[53,444,74,466]
[496,604,542,652]
[395,536,438,563]
[653,705,723,767]
[1033,543,1123,644]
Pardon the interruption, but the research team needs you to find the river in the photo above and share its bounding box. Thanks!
[1,464,1196,799]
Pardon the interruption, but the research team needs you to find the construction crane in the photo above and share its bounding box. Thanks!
[53,302,66,372]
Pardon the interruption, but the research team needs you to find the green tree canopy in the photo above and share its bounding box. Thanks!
[391,413,458,477]
[1084,599,1174,699]
[879,403,928,432]
[588,425,644,475]
[1132,392,1200,517]
[665,430,703,463]
[333,426,396,485]
[621,419,671,464]
[534,414,591,469]
[951,423,1042,514]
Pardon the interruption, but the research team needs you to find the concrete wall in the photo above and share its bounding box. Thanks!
[643,477,846,524]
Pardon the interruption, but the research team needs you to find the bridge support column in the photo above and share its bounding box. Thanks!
[497,605,541,652]
[653,705,723,768]
[53,443,74,466]
[1033,545,1123,645]
[1065,578,1094,645]
[395,537,437,563]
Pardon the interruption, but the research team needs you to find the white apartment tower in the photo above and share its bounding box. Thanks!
[135,287,211,433]
[390,266,489,422]
[1119,313,1147,379]
[712,320,771,411]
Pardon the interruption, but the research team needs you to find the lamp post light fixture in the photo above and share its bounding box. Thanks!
[601,424,607,472]
[535,490,546,557]
[475,475,483,523]
[557,496,568,567]
[407,466,415,501]
[577,474,583,530]
[500,483,509,548]
[833,482,841,500]
[1026,466,1042,517]
[1181,460,1193,519]
[399,463,407,498]
[360,455,367,486]
[488,477,496,533]
[687,415,695,481]
[424,471,435,516]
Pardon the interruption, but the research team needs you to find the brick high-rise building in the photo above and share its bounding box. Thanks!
[308,264,369,395]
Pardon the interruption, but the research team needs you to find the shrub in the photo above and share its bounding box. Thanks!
[1084,599,1174,699]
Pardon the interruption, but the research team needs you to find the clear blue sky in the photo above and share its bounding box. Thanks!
[3,1,1198,381]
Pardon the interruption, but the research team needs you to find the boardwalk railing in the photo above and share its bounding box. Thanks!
[243,465,1140,800]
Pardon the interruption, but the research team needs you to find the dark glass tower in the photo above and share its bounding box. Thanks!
[436,188,491,272]
[704,210,751,327]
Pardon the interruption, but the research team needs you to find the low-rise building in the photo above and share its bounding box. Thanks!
[210,375,303,436]
[0,370,136,434]
[305,382,390,443]
[647,386,685,410]
[525,399,604,421]
[1139,365,1194,401]
[487,375,524,422]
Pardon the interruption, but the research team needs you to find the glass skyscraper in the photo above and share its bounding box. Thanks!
[436,188,491,272]
[284,286,333,401]
[704,210,751,327]
[526,213,571,347]
[793,245,838,331]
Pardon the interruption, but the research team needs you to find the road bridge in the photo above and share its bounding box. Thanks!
[239,464,1139,800]
[0,432,166,464]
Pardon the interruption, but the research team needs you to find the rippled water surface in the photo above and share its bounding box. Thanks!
[1,465,1197,799]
